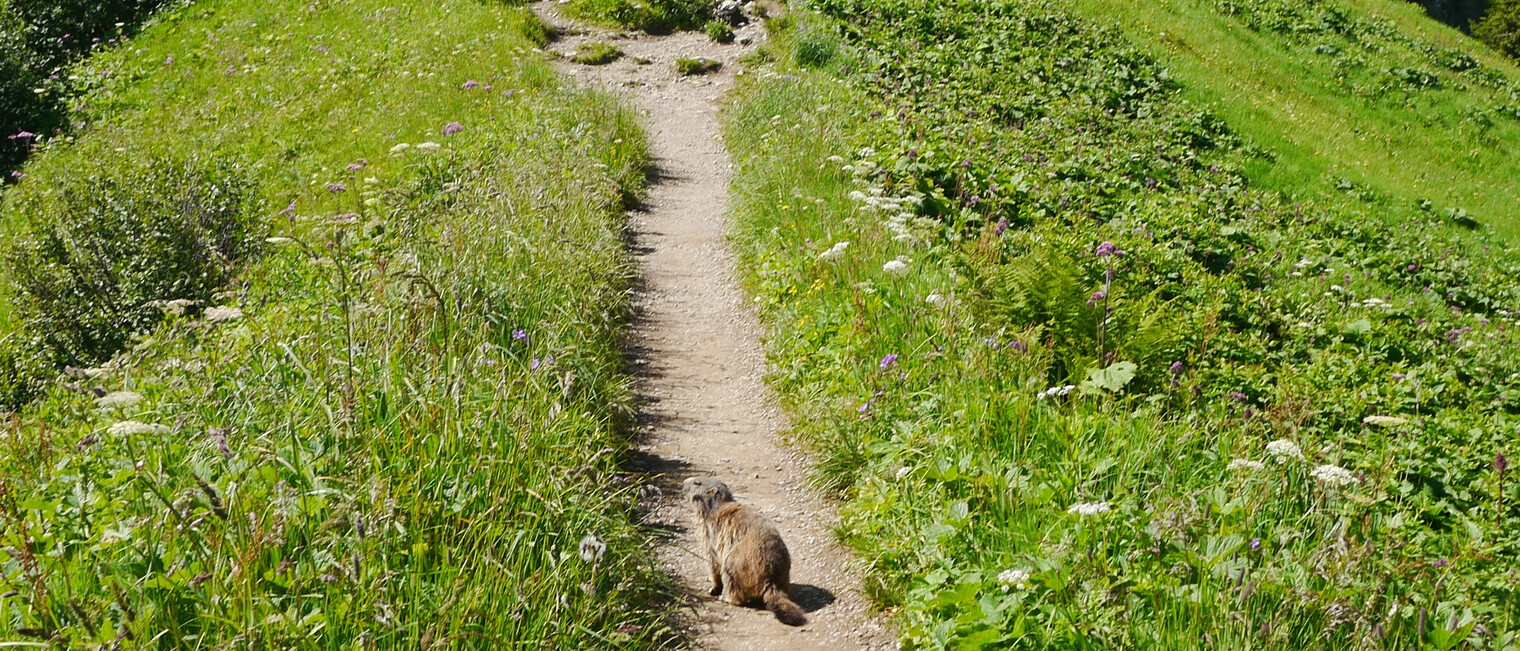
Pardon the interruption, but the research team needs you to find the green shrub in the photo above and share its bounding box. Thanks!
[6,155,259,365]
[676,56,720,74]
[706,19,734,43]
[561,0,708,33]
[792,27,836,68]
[1474,0,1520,61]
[7,0,174,71]
[571,40,623,64]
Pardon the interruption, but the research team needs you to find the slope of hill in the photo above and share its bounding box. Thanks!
[727,0,1520,646]
[1070,0,1520,239]
[0,0,674,646]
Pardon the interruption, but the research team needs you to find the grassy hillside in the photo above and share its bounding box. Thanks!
[728,2,1520,648]
[1067,0,1520,239]
[0,0,674,646]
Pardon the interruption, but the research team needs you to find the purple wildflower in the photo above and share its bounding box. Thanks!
[513,329,528,341]
[1497,453,1509,474]
[1431,558,1450,569]
[1407,264,1417,272]
[880,354,899,370]
[1009,341,1025,351]
[326,182,347,193]
[1392,372,1406,380]
[1229,392,1248,404]
[1249,538,1262,550]
[994,216,1009,237]
[1086,291,1107,306]
[278,201,297,217]
[333,213,359,224]
[531,358,541,370]
[462,80,480,89]
[8,131,35,140]
[1169,361,1184,374]
[1095,241,1123,257]
[442,122,464,136]
[983,337,1000,347]
[9,171,24,179]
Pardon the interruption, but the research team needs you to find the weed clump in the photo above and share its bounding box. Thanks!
[676,56,721,75]
[572,41,624,65]
[792,28,836,68]
[706,20,735,43]
[561,0,708,34]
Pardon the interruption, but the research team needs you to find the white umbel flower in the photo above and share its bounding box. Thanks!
[1067,501,1111,516]
[996,568,1031,591]
[1362,415,1409,428]
[95,391,143,409]
[388,143,411,155]
[204,306,243,323]
[1265,439,1303,462]
[1226,458,1264,472]
[1312,464,1358,487]
[882,259,910,277]
[925,292,947,305]
[108,420,170,436]
[818,241,850,262]
[414,141,442,153]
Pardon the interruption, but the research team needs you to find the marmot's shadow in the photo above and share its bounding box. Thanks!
[789,584,835,613]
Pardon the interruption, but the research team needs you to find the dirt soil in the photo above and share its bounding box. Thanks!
[533,4,898,649]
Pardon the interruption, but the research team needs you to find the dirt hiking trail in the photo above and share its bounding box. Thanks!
[534,4,897,649]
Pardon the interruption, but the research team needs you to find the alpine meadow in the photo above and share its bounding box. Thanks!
[3,0,1520,648]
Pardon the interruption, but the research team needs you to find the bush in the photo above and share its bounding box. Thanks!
[792,27,837,68]
[560,0,708,33]
[676,56,721,75]
[1474,0,1520,60]
[5,155,260,365]
[7,0,174,71]
[706,19,734,43]
[571,41,623,64]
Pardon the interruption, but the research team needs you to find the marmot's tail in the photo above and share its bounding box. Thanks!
[762,584,807,626]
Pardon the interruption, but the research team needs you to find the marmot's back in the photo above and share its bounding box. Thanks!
[683,476,807,626]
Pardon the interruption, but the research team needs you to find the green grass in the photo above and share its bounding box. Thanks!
[1065,0,1520,240]
[0,0,675,646]
[572,41,625,65]
[675,57,720,75]
[727,3,1520,648]
[560,0,709,34]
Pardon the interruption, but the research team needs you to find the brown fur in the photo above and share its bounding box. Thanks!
[682,476,806,626]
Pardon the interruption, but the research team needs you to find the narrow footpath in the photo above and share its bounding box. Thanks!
[533,4,897,649]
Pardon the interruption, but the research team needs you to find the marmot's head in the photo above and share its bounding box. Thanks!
[682,476,733,519]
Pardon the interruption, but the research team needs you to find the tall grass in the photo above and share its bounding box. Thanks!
[0,0,676,646]
[726,5,1520,648]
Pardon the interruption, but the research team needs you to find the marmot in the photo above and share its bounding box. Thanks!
[682,476,807,626]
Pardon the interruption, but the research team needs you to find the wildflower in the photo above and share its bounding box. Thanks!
[994,216,1008,237]
[827,155,845,163]
[415,141,442,153]
[1227,458,1264,472]
[512,329,528,341]
[880,354,898,370]
[95,391,143,409]
[108,420,170,436]
[389,143,411,155]
[326,182,346,193]
[1312,464,1358,487]
[1431,558,1450,569]
[278,201,297,217]
[817,241,849,262]
[346,162,364,172]
[1067,501,1111,516]
[1037,385,1077,400]
[1249,538,1262,550]
[150,298,196,315]
[204,306,243,323]
[333,213,359,224]
[1497,453,1509,474]
[996,568,1032,591]
[462,80,480,89]
[441,122,464,136]
[579,533,607,563]
[1362,415,1408,428]
[1095,241,1124,257]
[1391,372,1406,380]
[848,190,867,202]
[10,171,26,179]
[895,466,913,480]
[1229,392,1249,404]
[925,292,946,305]
[882,259,910,277]
[1086,291,1106,306]
[1265,439,1303,462]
